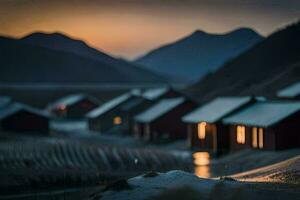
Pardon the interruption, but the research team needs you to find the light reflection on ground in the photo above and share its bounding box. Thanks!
[193,152,210,178]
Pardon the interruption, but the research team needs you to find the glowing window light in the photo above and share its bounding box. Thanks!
[113,116,122,125]
[236,125,246,144]
[197,122,206,140]
[252,127,258,148]
[258,128,264,149]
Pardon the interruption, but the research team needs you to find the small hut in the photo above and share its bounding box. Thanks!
[0,103,50,134]
[277,82,300,100]
[182,97,257,155]
[223,101,300,151]
[134,97,197,141]
[87,93,132,133]
[48,94,100,118]
[119,96,154,134]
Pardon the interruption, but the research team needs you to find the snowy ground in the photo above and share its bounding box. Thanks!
[99,170,300,200]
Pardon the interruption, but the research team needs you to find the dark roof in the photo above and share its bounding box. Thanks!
[277,82,300,98]
[223,101,300,127]
[0,102,50,120]
[182,97,253,123]
[135,98,185,123]
[49,93,100,108]
[86,93,131,118]
[120,97,149,112]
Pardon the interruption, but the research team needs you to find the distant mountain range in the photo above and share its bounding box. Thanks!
[186,22,300,102]
[0,32,166,84]
[135,28,263,82]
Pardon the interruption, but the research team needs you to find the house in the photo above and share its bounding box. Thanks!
[182,97,259,155]
[119,96,154,134]
[142,87,181,100]
[86,93,133,133]
[134,97,197,141]
[48,94,100,118]
[0,102,50,134]
[223,101,300,151]
[277,82,300,100]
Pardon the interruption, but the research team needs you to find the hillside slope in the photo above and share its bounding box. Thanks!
[0,36,165,84]
[186,22,300,102]
[135,28,263,82]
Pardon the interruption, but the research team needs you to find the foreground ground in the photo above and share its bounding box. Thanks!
[99,157,300,200]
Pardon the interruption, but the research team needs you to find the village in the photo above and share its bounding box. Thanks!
[0,1,300,199]
[0,82,300,196]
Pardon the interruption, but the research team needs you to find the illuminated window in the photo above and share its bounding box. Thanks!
[113,116,122,125]
[258,128,264,149]
[197,122,206,139]
[252,127,258,148]
[236,125,246,144]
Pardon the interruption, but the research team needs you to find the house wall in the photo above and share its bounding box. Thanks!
[189,122,229,155]
[229,125,276,151]
[148,101,197,141]
[88,108,122,133]
[121,101,154,134]
[272,111,300,150]
[229,125,252,151]
[133,122,144,139]
[1,111,49,134]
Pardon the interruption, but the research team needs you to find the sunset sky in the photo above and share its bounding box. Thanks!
[0,0,299,59]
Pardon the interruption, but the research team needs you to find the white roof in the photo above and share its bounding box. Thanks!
[182,97,252,123]
[0,102,50,120]
[277,82,300,98]
[223,101,300,127]
[135,98,185,123]
[142,87,168,100]
[86,94,131,118]
[49,93,99,108]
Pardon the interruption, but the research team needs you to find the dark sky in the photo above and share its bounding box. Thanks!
[0,0,299,59]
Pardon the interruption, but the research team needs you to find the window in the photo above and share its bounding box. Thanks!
[252,127,258,148]
[236,125,246,144]
[258,128,264,149]
[113,116,122,125]
[197,122,206,139]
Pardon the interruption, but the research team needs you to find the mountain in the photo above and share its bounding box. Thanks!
[135,28,263,82]
[186,21,300,103]
[0,33,166,84]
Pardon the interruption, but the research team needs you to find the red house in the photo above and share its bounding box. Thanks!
[182,97,259,155]
[134,97,197,141]
[48,94,100,118]
[223,101,300,151]
[0,103,50,134]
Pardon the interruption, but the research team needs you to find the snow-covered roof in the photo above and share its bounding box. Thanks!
[86,93,131,118]
[0,102,50,120]
[223,101,300,127]
[142,87,169,100]
[182,97,252,123]
[135,98,185,123]
[49,93,99,108]
[0,96,12,108]
[277,82,300,98]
